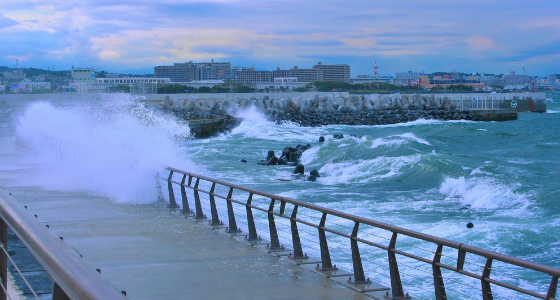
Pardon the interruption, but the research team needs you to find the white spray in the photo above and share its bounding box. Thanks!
[15,97,194,203]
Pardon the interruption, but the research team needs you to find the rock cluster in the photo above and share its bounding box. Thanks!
[257,144,312,166]
[161,93,482,127]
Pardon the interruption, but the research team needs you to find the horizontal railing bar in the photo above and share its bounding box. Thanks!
[390,249,432,265]
[0,189,126,300]
[484,277,545,299]
[175,176,554,300]
[321,227,351,239]
[167,167,560,277]
[354,237,388,251]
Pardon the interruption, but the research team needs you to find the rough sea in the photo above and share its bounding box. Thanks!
[1,92,558,299]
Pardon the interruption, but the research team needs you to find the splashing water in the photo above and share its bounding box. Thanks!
[15,99,194,203]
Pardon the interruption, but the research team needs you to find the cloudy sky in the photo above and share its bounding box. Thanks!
[1,0,559,77]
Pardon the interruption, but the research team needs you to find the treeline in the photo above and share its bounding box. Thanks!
[158,83,255,94]
[302,82,474,93]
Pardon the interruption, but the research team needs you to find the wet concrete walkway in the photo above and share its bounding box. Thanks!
[0,154,369,299]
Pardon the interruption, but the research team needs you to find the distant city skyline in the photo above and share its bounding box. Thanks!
[1,1,559,77]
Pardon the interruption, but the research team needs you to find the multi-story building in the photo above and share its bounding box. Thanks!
[289,66,323,83]
[419,75,484,90]
[395,71,421,86]
[71,67,96,84]
[547,74,560,85]
[17,79,52,93]
[351,76,393,84]
[96,77,170,94]
[504,72,529,85]
[154,60,231,82]
[154,63,193,82]
[233,70,272,83]
[312,62,350,83]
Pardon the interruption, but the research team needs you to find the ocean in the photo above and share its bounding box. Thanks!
[1,92,558,299]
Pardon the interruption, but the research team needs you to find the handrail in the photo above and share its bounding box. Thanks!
[0,188,126,300]
[166,167,560,299]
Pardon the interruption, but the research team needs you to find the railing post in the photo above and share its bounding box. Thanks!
[208,183,221,225]
[547,276,558,300]
[348,222,370,284]
[289,205,306,259]
[316,212,337,271]
[193,178,206,219]
[0,218,7,300]
[388,232,406,298]
[245,193,259,241]
[432,244,447,300]
[266,198,284,250]
[481,258,494,300]
[225,187,241,233]
[457,246,466,271]
[167,171,179,208]
[180,174,192,214]
[52,282,71,300]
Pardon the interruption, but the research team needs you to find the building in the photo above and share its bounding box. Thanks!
[96,77,170,94]
[480,75,505,86]
[17,79,52,93]
[419,75,485,90]
[351,76,393,85]
[312,62,350,83]
[274,77,298,83]
[71,67,96,84]
[504,72,529,85]
[288,66,323,83]
[547,74,560,85]
[154,61,231,82]
[233,70,272,83]
[395,71,421,85]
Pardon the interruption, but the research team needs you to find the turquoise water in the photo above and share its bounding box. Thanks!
[2,92,559,299]
[186,92,560,299]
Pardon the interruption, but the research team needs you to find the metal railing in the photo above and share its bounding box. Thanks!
[0,188,126,300]
[166,167,559,300]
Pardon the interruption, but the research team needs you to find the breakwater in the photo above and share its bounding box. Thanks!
[160,93,528,133]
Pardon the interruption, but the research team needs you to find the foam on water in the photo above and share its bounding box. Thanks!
[370,132,431,149]
[318,154,423,185]
[14,98,194,203]
[438,176,530,210]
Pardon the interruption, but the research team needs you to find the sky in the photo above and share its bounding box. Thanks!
[1,0,559,77]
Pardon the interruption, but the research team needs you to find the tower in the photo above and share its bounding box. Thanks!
[373,61,378,78]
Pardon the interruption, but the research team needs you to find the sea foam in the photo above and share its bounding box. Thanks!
[15,98,193,203]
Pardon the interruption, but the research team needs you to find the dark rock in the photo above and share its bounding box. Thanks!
[266,150,275,161]
[240,159,247,163]
[293,164,305,174]
[319,136,325,143]
[466,222,474,228]
[277,157,287,165]
[307,170,320,181]
[333,134,344,139]
[266,156,278,166]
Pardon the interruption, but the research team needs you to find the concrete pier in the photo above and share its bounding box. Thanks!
[0,152,370,299]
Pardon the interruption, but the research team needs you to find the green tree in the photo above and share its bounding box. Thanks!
[430,85,444,91]
[107,84,130,93]
[199,86,211,93]
[446,84,473,92]
[232,84,255,93]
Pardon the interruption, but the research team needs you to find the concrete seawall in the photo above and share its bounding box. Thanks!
[143,92,547,113]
